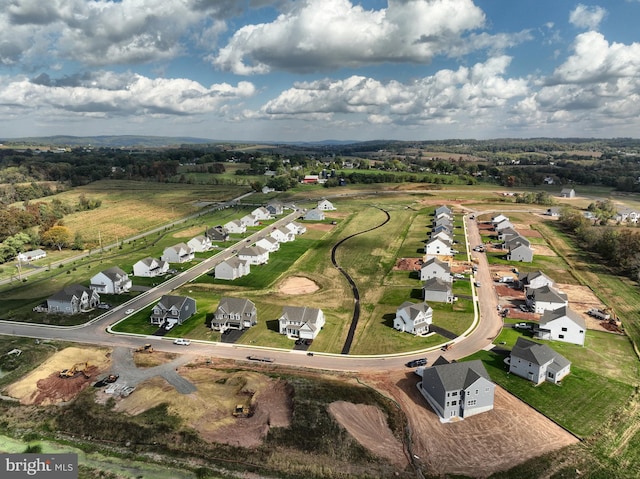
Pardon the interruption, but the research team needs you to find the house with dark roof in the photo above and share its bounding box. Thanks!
[535,306,586,346]
[526,285,568,314]
[150,295,196,330]
[211,297,257,331]
[279,306,325,340]
[205,226,229,242]
[394,301,433,335]
[494,219,515,232]
[420,257,452,282]
[433,216,453,230]
[507,243,534,262]
[418,358,495,422]
[266,200,284,216]
[509,337,571,384]
[497,226,519,242]
[46,284,100,315]
[504,235,531,251]
[422,277,454,303]
[90,267,132,294]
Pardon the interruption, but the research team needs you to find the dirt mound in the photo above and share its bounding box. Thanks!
[278,276,320,295]
[328,401,408,469]
[29,367,99,405]
[394,258,422,271]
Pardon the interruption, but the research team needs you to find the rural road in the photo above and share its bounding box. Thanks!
[0,205,503,373]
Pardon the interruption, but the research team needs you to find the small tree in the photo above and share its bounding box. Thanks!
[41,225,72,251]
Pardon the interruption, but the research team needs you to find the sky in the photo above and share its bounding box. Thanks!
[1,0,640,142]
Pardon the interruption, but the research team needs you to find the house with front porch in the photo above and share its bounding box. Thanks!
[418,358,495,422]
[188,235,213,252]
[394,301,433,335]
[535,306,586,346]
[214,257,250,280]
[509,337,571,385]
[133,257,169,277]
[47,284,100,315]
[211,297,257,331]
[150,295,196,330]
[161,243,195,263]
[238,245,269,265]
[279,306,325,340]
[90,267,132,294]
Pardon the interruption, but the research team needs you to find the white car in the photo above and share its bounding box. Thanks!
[125,308,135,315]
[453,273,464,279]
[173,338,191,346]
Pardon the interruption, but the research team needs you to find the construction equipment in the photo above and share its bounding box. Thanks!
[135,344,154,353]
[59,362,90,379]
[232,404,251,418]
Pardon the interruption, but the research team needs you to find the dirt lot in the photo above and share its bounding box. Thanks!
[278,275,320,294]
[360,370,579,478]
[304,222,334,232]
[394,257,422,271]
[557,283,619,333]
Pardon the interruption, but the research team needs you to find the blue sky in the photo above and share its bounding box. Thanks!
[1,0,640,142]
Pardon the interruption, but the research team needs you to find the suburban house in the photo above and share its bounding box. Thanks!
[187,235,213,252]
[526,285,568,314]
[615,208,640,224]
[211,297,257,331]
[256,236,280,252]
[432,224,452,236]
[224,220,246,234]
[494,219,515,232]
[238,245,269,265]
[271,227,295,243]
[560,188,576,198]
[205,225,229,242]
[214,257,250,280]
[240,214,259,227]
[517,271,555,290]
[423,277,454,303]
[504,235,531,251]
[266,200,284,216]
[491,214,509,226]
[507,243,534,262]
[161,243,195,264]
[46,284,100,315]
[497,227,519,242]
[394,301,433,335]
[90,267,132,294]
[424,237,453,257]
[434,205,452,217]
[546,207,562,217]
[509,337,572,385]
[418,358,495,422]
[431,230,453,242]
[285,221,307,235]
[251,207,272,221]
[536,306,586,346]
[433,217,453,230]
[150,295,196,330]
[317,199,336,211]
[304,208,325,221]
[434,211,453,222]
[278,306,326,340]
[17,249,46,262]
[133,257,169,277]
[420,257,452,282]
[302,174,320,184]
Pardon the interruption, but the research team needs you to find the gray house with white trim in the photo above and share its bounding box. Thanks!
[423,277,454,303]
[509,337,571,385]
[90,267,132,294]
[211,297,257,331]
[150,295,196,329]
[394,301,433,335]
[279,306,325,340]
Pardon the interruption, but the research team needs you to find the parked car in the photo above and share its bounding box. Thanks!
[515,322,532,329]
[125,308,135,315]
[173,338,191,346]
[406,358,428,368]
[519,304,529,312]
[474,281,481,287]
[97,303,111,309]
[453,273,464,279]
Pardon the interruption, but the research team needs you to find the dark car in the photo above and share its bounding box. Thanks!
[406,358,428,368]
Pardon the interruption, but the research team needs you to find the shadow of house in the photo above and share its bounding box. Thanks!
[265,319,280,332]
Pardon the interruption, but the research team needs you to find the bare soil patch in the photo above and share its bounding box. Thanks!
[304,223,334,232]
[361,371,578,478]
[531,244,557,256]
[557,283,615,333]
[514,227,543,238]
[4,347,112,405]
[328,401,408,469]
[133,351,178,368]
[278,276,320,295]
[394,258,422,271]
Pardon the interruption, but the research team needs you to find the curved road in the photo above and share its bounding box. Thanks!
[0,206,503,372]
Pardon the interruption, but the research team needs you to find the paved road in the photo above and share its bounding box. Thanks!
[0,204,503,373]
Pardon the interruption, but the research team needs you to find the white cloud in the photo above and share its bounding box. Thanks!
[569,4,607,30]
[253,56,528,127]
[0,72,255,116]
[213,0,530,74]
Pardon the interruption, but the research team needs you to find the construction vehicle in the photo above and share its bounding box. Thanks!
[247,355,274,363]
[93,374,119,388]
[232,404,251,418]
[59,362,90,379]
[587,308,610,320]
[135,344,154,353]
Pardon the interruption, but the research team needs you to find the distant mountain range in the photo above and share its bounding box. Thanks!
[0,135,362,148]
